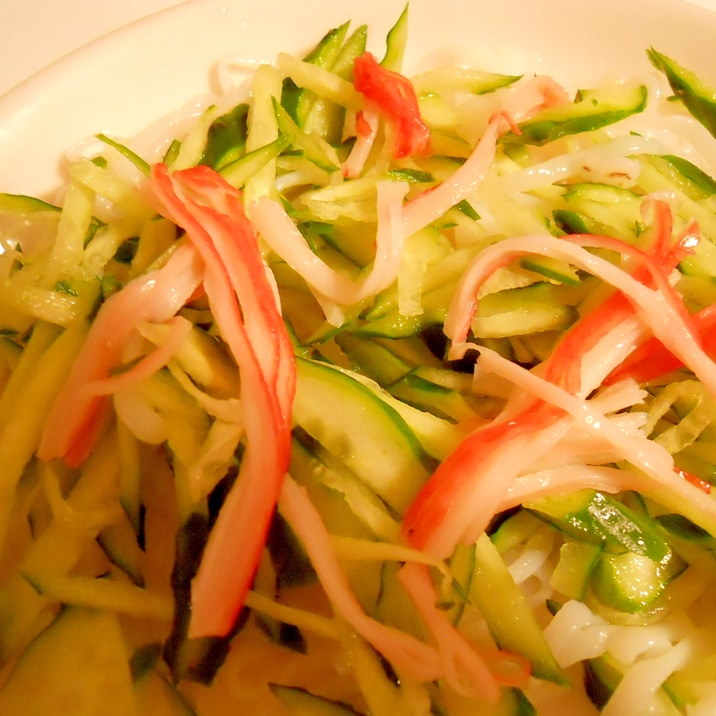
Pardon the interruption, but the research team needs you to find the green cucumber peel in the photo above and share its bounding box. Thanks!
[648,47,716,138]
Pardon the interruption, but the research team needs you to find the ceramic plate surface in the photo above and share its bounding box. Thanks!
[0,0,715,197]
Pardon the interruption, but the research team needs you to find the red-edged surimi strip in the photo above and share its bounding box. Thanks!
[150,163,295,638]
[37,242,203,467]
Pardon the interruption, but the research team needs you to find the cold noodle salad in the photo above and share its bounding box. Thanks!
[1,5,716,715]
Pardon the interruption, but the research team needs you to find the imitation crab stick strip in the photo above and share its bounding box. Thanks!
[38,243,204,467]
[403,404,570,557]
[278,474,442,682]
[397,561,504,702]
[405,224,716,556]
[542,203,697,393]
[150,163,295,639]
[402,75,570,239]
[606,303,716,385]
[86,316,193,396]
[445,216,684,346]
[342,107,380,178]
[477,347,716,529]
[352,51,432,159]
[444,234,716,395]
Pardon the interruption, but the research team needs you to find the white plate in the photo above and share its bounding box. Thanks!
[0,0,715,198]
[0,0,186,98]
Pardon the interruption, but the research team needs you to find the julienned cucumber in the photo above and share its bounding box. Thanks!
[292,356,432,513]
[590,549,687,613]
[508,83,648,145]
[451,536,569,686]
[648,48,716,138]
[525,489,671,560]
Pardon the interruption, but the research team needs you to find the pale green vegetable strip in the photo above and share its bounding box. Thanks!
[0,323,62,430]
[21,572,174,619]
[0,431,122,663]
[0,321,89,549]
[116,419,143,530]
[82,218,139,275]
[243,590,339,639]
[48,180,94,283]
[0,283,82,326]
[171,106,219,170]
[69,158,151,220]
[244,64,284,204]
[276,52,363,111]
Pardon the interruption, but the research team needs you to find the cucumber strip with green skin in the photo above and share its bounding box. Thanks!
[473,302,577,339]
[96,133,150,176]
[354,306,447,339]
[389,370,478,422]
[335,334,476,423]
[648,48,716,138]
[292,356,431,513]
[374,333,445,371]
[552,208,616,238]
[560,182,644,242]
[657,513,716,551]
[663,654,716,709]
[346,372,467,461]
[386,167,435,184]
[199,102,250,171]
[412,67,522,97]
[280,20,364,141]
[290,433,398,540]
[331,24,368,81]
[218,135,290,189]
[303,24,368,141]
[525,489,671,561]
[335,332,413,386]
[634,160,716,263]
[244,63,284,203]
[365,233,583,341]
[490,509,546,553]
[507,84,648,146]
[0,192,60,214]
[374,560,426,642]
[282,22,351,127]
[472,281,584,338]
[277,53,364,114]
[365,242,478,322]
[444,537,475,624]
[273,98,340,171]
[645,153,716,200]
[584,654,623,711]
[588,649,698,713]
[381,3,409,71]
[519,255,581,286]
[453,535,569,685]
[269,684,365,715]
[590,549,687,613]
[507,688,538,716]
